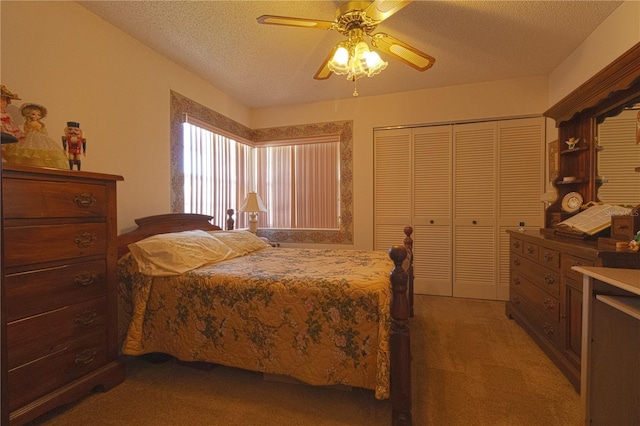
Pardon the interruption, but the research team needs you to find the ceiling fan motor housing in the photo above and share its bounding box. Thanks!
[335,1,379,34]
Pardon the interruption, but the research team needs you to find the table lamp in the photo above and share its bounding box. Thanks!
[240,192,267,234]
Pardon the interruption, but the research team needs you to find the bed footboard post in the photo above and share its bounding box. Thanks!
[226,208,235,230]
[388,245,412,426]
[403,226,414,318]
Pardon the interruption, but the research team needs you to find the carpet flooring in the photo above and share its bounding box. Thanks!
[27,295,581,426]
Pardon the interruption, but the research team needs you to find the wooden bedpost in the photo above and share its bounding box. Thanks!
[388,245,411,426]
[403,226,414,318]
[226,209,235,230]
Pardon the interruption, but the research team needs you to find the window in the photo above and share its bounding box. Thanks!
[183,121,252,229]
[183,120,340,230]
[170,90,353,244]
[256,141,340,229]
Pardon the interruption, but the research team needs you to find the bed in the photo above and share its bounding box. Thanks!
[116,213,413,425]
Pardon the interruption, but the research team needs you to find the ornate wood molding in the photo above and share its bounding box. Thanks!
[545,42,640,124]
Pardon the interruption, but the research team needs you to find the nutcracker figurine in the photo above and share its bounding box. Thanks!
[62,121,86,170]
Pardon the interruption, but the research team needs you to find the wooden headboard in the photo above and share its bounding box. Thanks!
[117,213,222,258]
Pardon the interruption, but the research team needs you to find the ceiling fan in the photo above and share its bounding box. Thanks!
[257,0,435,86]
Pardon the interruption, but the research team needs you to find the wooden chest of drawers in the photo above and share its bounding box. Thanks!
[2,164,124,425]
[506,230,621,391]
[507,230,640,391]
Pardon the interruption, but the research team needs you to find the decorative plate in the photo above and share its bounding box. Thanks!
[561,192,583,213]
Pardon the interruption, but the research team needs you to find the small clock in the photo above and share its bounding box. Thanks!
[561,192,583,213]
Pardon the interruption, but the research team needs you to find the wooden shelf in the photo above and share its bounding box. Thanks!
[557,178,589,185]
[560,146,589,155]
[596,295,640,320]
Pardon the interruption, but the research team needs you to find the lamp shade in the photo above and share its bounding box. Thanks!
[240,192,267,213]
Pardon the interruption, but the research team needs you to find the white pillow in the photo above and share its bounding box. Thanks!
[207,230,271,256]
[128,229,237,276]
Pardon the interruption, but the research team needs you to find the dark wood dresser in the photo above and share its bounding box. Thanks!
[506,229,639,391]
[2,164,124,425]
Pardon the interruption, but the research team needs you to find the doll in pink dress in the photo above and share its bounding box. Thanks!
[3,102,68,169]
[1,85,24,143]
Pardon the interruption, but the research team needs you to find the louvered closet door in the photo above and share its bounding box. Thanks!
[374,129,411,250]
[497,117,545,300]
[413,126,452,296]
[453,122,497,299]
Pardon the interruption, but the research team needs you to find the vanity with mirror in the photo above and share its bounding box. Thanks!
[506,42,640,392]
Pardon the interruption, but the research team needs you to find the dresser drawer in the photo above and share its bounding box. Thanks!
[522,241,539,261]
[562,254,595,282]
[8,333,108,411]
[510,287,562,349]
[538,246,560,271]
[511,253,560,297]
[511,271,560,322]
[8,296,107,369]
[511,237,524,254]
[3,178,107,219]
[610,215,639,240]
[4,222,107,267]
[6,259,106,321]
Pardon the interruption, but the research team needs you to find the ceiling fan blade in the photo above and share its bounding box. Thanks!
[314,45,339,80]
[364,0,413,23]
[257,15,334,30]
[371,33,435,71]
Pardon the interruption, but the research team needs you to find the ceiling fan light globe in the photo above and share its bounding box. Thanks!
[364,51,387,76]
[348,54,368,80]
[327,46,350,75]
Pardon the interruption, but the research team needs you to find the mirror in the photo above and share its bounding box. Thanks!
[596,100,640,206]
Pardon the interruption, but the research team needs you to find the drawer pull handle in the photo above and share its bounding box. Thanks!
[544,274,555,285]
[513,277,521,286]
[543,252,554,262]
[74,272,97,286]
[75,233,97,248]
[513,258,521,267]
[75,348,97,365]
[74,193,96,208]
[616,224,629,230]
[513,296,520,304]
[75,310,98,325]
[543,298,554,310]
[543,323,554,335]
[527,246,535,254]
[513,241,521,249]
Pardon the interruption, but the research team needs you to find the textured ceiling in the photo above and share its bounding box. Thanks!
[78,0,623,109]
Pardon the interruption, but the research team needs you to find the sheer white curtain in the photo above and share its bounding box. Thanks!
[183,122,252,228]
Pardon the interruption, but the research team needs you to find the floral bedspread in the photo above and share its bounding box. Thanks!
[118,247,394,399]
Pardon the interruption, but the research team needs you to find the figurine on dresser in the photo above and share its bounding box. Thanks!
[0,84,24,149]
[62,121,86,170]
[2,100,68,170]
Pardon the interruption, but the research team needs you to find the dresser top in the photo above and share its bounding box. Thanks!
[2,163,123,182]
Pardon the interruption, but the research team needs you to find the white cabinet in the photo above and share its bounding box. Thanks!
[374,117,544,300]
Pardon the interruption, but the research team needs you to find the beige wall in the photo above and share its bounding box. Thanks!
[1,1,637,250]
[1,1,251,234]
[548,0,640,107]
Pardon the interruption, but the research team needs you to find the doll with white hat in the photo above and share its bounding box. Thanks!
[2,99,69,169]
